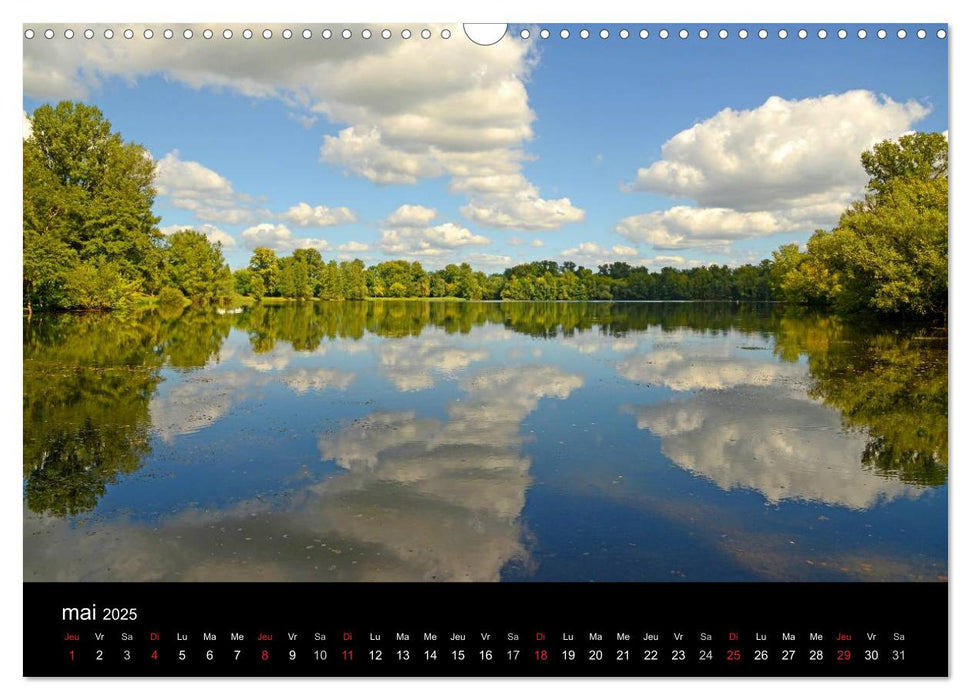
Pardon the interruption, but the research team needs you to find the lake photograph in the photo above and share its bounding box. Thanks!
[23,23,947,584]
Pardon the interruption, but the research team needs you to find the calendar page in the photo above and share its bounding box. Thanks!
[21,18,948,678]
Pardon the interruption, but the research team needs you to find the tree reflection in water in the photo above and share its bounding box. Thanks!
[23,302,946,524]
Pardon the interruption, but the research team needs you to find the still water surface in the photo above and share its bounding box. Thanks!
[23,301,947,582]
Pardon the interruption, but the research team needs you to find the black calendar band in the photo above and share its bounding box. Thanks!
[23,582,947,677]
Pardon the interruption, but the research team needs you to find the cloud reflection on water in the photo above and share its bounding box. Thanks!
[26,365,582,582]
[626,386,921,509]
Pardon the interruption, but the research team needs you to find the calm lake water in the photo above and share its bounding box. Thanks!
[23,301,947,582]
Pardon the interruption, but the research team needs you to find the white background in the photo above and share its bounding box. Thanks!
[3,1,964,698]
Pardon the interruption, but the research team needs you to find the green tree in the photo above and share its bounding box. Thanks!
[233,268,254,296]
[773,133,947,316]
[455,263,483,300]
[824,176,946,315]
[340,259,368,300]
[250,275,266,301]
[62,259,141,310]
[235,268,266,300]
[23,228,77,311]
[371,260,424,297]
[319,260,340,300]
[410,261,431,297]
[771,244,811,303]
[23,101,160,311]
[277,256,313,299]
[158,286,188,309]
[861,131,948,200]
[293,248,325,295]
[162,229,232,303]
[248,247,280,296]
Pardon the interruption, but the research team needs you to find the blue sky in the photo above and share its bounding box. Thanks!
[23,23,948,271]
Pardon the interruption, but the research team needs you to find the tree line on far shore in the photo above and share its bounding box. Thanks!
[24,101,948,317]
[232,249,776,304]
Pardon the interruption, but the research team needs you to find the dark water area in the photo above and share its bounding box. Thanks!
[23,301,947,582]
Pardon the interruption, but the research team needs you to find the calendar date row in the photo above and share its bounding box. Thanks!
[62,643,908,665]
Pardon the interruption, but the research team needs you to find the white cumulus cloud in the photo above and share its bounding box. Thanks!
[466,252,514,270]
[381,224,489,259]
[619,91,931,250]
[337,241,370,253]
[556,241,677,269]
[23,24,584,232]
[508,236,544,248]
[159,223,236,248]
[380,204,490,259]
[616,206,800,251]
[241,223,330,251]
[154,150,254,224]
[280,202,357,227]
[628,91,929,210]
[562,242,639,258]
[456,174,585,231]
[385,204,438,227]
